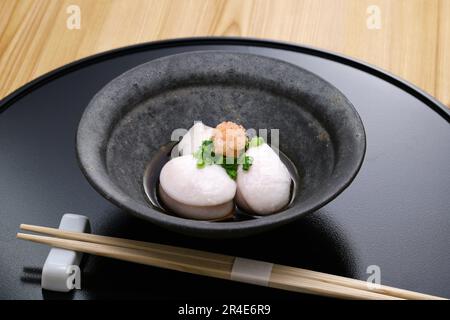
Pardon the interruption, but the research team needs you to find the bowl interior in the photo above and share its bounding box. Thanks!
[77,51,365,237]
[107,85,333,208]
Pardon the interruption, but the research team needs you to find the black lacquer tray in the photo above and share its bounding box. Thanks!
[0,38,449,300]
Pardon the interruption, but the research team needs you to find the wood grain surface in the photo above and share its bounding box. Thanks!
[0,0,449,107]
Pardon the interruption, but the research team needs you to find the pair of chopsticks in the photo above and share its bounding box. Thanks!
[17,224,446,300]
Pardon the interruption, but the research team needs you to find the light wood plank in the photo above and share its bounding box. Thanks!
[0,0,448,108]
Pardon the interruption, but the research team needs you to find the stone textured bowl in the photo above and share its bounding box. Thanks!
[76,51,366,238]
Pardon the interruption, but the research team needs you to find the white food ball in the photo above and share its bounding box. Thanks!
[158,186,234,221]
[178,122,214,156]
[236,143,291,215]
[159,155,236,220]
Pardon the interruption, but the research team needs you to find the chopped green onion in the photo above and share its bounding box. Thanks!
[242,155,253,171]
[248,136,264,148]
[193,138,254,179]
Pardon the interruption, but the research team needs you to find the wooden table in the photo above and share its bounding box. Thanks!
[1,0,449,108]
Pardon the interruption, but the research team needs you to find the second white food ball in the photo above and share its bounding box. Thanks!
[236,143,292,215]
[177,122,214,156]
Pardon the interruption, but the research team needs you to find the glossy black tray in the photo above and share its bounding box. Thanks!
[0,38,449,300]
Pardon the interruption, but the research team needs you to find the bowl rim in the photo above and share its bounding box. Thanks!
[76,50,366,237]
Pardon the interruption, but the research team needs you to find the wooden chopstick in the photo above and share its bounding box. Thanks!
[19,224,443,300]
[20,224,445,300]
[20,224,230,263]
[18,224,447,300]
[17,232,396,300]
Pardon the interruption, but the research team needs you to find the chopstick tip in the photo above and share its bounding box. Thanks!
[20,223,32,230]
[16,232,32,240]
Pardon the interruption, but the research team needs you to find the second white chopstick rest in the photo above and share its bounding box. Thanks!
[41,213,91,292]
[230,257,273,286]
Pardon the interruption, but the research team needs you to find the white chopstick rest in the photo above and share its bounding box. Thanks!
[230,257,273,286]
[41,214,90,292]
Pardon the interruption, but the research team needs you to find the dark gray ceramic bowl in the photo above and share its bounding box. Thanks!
[76,51,366,238]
